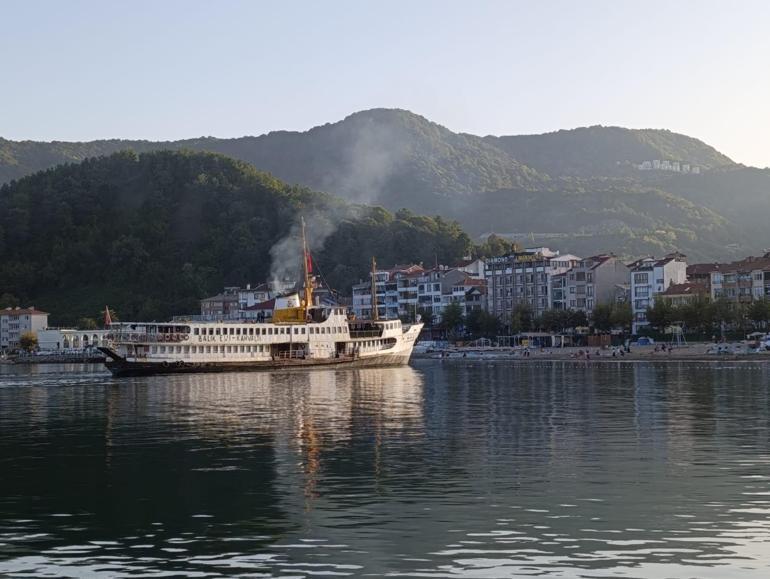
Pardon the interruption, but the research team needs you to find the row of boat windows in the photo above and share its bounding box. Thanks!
[192,326,348,336]
[150,341,389,355]
[153,345,270,354]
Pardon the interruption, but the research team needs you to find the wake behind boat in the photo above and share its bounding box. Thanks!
[99,221,423,377]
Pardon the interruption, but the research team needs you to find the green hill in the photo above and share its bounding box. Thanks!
[0,150,474,325]
[485,125,734,177]
[0,110,542,202]
[2,109,768,262]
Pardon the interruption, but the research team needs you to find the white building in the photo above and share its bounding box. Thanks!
[0,307,49,352]
[351,262,486,324]
[37,328,109,352]
[629,254,688,333]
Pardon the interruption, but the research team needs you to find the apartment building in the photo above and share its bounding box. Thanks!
[709,253,770,304]
[0,307,49,352]
[559,254,630,316]
[686,263,721,295]
[485,248,580,320]
[629,253,687,333]
[352,264,425,320]
[351,263,485,323]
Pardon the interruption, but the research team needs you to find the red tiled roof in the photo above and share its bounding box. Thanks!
[687,263,722,275]
[462,278,486,286]
[722,255,770,272]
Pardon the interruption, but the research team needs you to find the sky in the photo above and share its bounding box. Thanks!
[2,0,769,167]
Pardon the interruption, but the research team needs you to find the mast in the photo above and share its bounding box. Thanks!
[301,218,313,311]
[371,256,379,321]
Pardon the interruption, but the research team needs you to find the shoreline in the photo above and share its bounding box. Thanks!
[413,344,770,364]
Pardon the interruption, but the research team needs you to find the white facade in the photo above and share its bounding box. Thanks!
[37,328,109,352]
[0,307,49,352]
[352,263,485,324]
[630,254,687,333]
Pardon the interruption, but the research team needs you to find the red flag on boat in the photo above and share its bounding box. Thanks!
[104,306,112,327]
[306,252,313,274]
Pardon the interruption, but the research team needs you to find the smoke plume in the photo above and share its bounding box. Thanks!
[268,115,408,289]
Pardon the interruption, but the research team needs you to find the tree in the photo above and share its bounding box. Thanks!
[78,317,98,330]
[610,302,633,333]
[510,302,534,334]
[19,331,38,353]
[568,309,588,329]
[539,309,562,333]
[0,293,20,308]
[748,299,770,329]
[473,234,522,258]
[465,308,484,336]
[712,298,735,336]
[441,303,464,336]
[646,299,675,332]
[417,307,434,327]
[479,312,501,339]
[591,304,613,332]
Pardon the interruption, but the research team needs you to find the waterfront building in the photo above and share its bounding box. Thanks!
[452,277,486,315]
[415,268,463,322]
[37,328,109,352]
[561,254,631,316]
[352,264,425,320]
[629,253,688,333]
[485,248,580,322]
[0,307,49,352]
[351,263,485,324]
[708,253,770,304]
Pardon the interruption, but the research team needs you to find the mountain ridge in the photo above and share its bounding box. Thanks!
[2,108,769,262]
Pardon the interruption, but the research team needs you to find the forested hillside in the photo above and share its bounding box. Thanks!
[0,151,476,324]
[2,108,769,261]
[485,125,734,177]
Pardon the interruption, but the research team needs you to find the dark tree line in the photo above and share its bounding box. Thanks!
[0,150,511,326]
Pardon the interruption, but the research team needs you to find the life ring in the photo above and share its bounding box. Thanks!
[176,360,184,367]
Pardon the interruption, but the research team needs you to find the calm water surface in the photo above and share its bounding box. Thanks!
[2,360,770,577]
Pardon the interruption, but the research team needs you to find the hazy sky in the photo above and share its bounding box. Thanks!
[2,0,769,167]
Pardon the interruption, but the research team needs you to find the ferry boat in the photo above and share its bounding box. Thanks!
[99,222,423,377]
